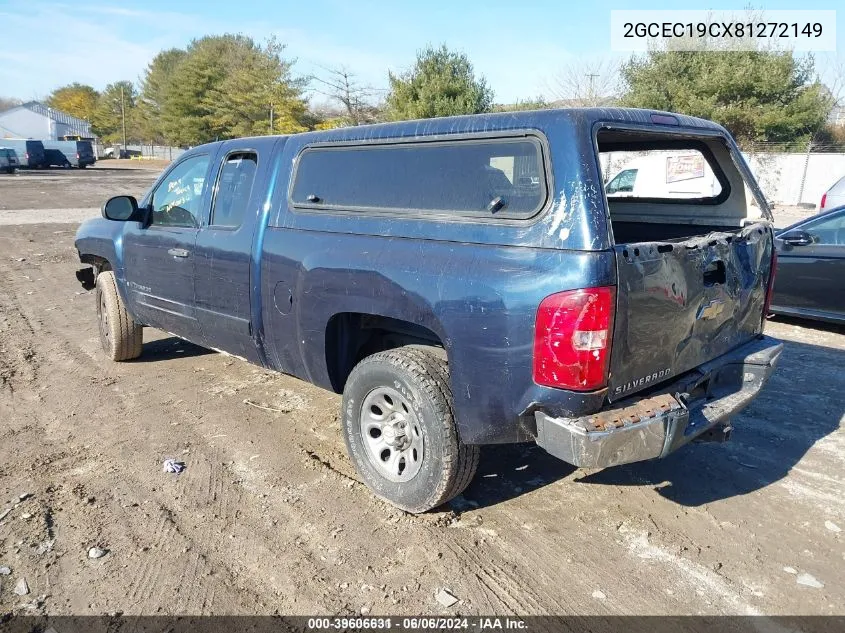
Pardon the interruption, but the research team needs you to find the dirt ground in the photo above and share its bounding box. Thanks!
[0,168,843,617]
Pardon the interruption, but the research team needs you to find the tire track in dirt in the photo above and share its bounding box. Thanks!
[2,225,844,616]
[0,287,38,394]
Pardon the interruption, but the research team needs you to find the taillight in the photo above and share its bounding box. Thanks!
[25,152,29,160]
[76,152,80,159]
[763,249,777,323]
[820,193,827,210]
[533,286,615,391]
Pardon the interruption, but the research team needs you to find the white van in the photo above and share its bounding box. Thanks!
[605,151,723,199]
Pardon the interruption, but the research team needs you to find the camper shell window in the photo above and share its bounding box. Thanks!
[289,136,548,220]
[597,128,763,244]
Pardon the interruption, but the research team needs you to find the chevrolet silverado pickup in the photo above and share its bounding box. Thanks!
[74,108,783,512]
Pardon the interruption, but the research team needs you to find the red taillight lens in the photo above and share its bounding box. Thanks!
[533,286,615,391]
[763,249,777,322]
[820,193,827,210]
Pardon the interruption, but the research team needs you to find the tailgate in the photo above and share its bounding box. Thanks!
[607,223,774,402]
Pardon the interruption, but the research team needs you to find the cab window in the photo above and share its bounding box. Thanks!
[151,155,210,228]
[210,152,258,227]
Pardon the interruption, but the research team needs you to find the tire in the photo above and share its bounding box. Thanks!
[95,271,143,361]
[341,346,480,513]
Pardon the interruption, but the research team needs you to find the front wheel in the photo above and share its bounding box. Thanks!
[341,347,479,513]
[95,271,143,361]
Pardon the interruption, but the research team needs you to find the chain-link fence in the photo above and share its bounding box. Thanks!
[94,143,186,161]
[744,141,845,207]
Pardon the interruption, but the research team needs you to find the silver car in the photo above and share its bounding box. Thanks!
[820,174,845,211]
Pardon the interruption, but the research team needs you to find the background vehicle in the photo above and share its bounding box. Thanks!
[0,147,18,173]
[772,206,845,324]
[43,140,96,168]
[605,151,723,199]
[74,109,781,512]
[0,139,46,168]
[103,147,142,159]
[819,175,845,212]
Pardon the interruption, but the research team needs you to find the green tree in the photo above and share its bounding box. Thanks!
[46,83,99,121]
[158,35,307,145]
[385,45,493,121]
[158,35,237,145]
[204,36,308,138]
[620,50,832,145]
[92,81,139,144]
[138,48,187,143]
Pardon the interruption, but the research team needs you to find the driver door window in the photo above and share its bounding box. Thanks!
[151,155,210,228]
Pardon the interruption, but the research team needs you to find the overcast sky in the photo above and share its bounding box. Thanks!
[0,0,842,105]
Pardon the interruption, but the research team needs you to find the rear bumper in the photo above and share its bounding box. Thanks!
[534,335,783,468]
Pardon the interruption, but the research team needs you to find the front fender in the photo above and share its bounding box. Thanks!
[74,218,124,272]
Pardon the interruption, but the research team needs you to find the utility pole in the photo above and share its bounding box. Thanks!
[269,103,274,135]
[585,73,599,106]
[120,84,127,150]
[797,137,813,205]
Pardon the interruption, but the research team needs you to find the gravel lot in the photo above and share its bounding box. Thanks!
[0,166,843,616]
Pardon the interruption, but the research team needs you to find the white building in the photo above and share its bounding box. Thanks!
[0,101,94,140]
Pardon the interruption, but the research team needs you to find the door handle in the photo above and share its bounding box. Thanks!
[168,248,189,258]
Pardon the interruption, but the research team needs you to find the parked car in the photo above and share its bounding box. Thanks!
[819,175,845,212]
[771,206,845,324]
[0,139,46,168]
[42,140,96,168]
[74,108,782,512]
[0,147,19,173]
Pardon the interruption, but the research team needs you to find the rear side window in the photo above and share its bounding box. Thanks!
[291,137,547,219]
[211,152,258,227]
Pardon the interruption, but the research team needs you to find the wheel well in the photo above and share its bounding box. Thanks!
[79,254,112,274]
[325,313,446,393]
[77,255,112,290]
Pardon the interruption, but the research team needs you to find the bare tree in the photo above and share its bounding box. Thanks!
[546,57,622,107]
[819,54,845,110]
[310,66,382,126]
[0,96,22,113]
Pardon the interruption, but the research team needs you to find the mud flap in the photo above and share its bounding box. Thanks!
[76,267,96,291]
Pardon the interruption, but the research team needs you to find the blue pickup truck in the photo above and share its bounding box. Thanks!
[74,108,783,512]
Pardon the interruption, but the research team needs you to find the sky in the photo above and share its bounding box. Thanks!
[0,0,842,105]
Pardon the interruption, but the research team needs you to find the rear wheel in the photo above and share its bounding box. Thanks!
[341,347,479,513]
[95,271,143,361]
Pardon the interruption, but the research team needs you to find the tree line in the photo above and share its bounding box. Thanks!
[29,34,842,149]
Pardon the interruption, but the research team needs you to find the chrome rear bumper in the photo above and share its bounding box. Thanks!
[535,335,783,468]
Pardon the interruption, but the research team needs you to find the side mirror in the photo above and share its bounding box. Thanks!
[780,230,814,247]
[102,195,143,222]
